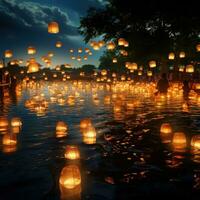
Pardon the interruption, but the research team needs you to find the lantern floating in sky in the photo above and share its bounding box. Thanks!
[27,46,36,55]
[179,51,185,58]
[98,40,105,47]
[78,48,82,53]
[4,50,13,58]
[101,69,107,76]
[124,40,129,47]
[186,64,194,73]
[11,117,22,127]
[0,61,3,68]
[2,134,17,146]
[59,165,81,189]
[48,52,54,57]
[27,60,39,73]
[93,42,100,51]
[64,145,80,160]
[112,58,117,63]
[118,38,125,46]
[160,123,172,134]
[48,21,59,34]
[56,41,62,48]
[172,132,187,152]
[149,60,156,68]
[168,52,175,60]
[147,71,152,76]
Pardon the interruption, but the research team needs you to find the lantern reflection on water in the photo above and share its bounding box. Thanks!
[160,123,172,143]
[59,165,81,189]
[0,117,9,132]
[65,145,80,160]
[56,121,68,138]
[172,132,187,152]
[82,126,96,144]
[11,117,22,127]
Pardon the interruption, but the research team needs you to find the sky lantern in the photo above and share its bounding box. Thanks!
[56,41,62,48]
[196,44,200,52]
[48,21,59,34]
[107,42,115,50]
[118,38,125,46]
[168,52,175,60]
[179,51,186,58]
[88,51,92,56]
[11,117,22,127]
[48,52,54,57]
[138,71,142,76]
[64,145,80,160]
[89,41,95,47]
[179,65,185,72]
[186,64,194,73]
[172,132,187,152]
[98,40,105,47]
[0,61,4,68]
[56,121,68,132]
[69,49,74,53]
[191,135,200,151]
[27,60,39,73]
[160,123,172,143]
[85,48,90,53]
[149,60,156,68]
[4,50,13,58]
[147,71,152,76]
[27,46,36,55]
[2,134,17,146]
[71,56,76,60]
[59,165,81,189]
[78,48,82,53]
[101,69,107,76]
[131,63,138,70]
[77,56,81,62]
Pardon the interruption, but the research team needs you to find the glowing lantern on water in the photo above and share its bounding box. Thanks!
[147,71,152,76]
[77,56,81,62]
[186,64,194,73]
[48,21,59,34]
[93,42,100,50]
[83,126,97,144]
[2,134,17,146]
[88,51,92,56]
[65,145,80,160]
[124,41,129,47]
[196,44,200,52]
[0,117,9,132]
[59,165,81,189]
[195,83,200,90]
[160,123,172,134]
[118,38,125,46]
[112,58,117,63]
[121,75,126,81]
[179,66,185,72]
[56,121,68,132]
[83,56,88,60]
[4,50,13,58]
[138,71,142,76]
[191,135,200,150]
[27,46,36,55]
[11,117,22,127]
[101,69,107,76]
[149,60,156,68]
[172,132,187,151]
[131,63,138,70]
[107,42,115,50]
[80,118,92,130]
[168,52,175,60]
[56,41,62,48]
[179,51,185,58]
[112,73,116,78]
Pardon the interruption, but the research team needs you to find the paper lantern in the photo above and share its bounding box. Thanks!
[186,64,194,73]
[56,41,62,48]
[149,60,156,68]
[107,42,115,50]
[147,71,152,76]
[11,117,22,127]
[124,41,129,47]
[2,134,17,146]
[27,46,36,55]
[191,135,200,150]
[160,123,172,134]
[172,132,187,151]
[48,52,54,57]
[56,121,68,132]
[168,52,175,60]
[93,43,100,50]
[64,145,80,160]
[59,165,81,189]
[27,61,39,73]
[101,69,107,76]
[196,44,200,52]
[179,51,185,58]
[112,58,117,63]
[80,118,92,130]
[4,50,13,58]
[138,71,142,76]
[0,117,9,132]
[98,40,105,47]
[48,21,59,34]
[118,38,125,46]
[83,126,97,144]
[78,48,82,53]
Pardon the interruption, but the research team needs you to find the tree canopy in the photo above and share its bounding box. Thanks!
[79,0,200,69]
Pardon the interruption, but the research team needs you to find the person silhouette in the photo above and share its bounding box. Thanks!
[156,73,169,94]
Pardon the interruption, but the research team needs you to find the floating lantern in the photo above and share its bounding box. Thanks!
[131,63,138,70]
[11,117,22,127]
[77,56,81,62]
[69,49,74,53]
[2,134,17,146]
[191,135,200,150]
[93,42,100,50]
[124,41,129,47]
[112,58,117,63]
[85,48,90,53]
[59,165,81,189]
[83,126,97,144]
[88,51,92,56]
[56,41,62,48]
[27,60,39,73]
[138,71,142,76]
[56,121,68,132]
[107,42,115,50]
[4,50,13,58]
[172,132,187,151]
[48,21,59,34]
[179,51,185,58]
[80,118,92,130]
[160,123,172,134]
[121,75,126,81]
[101,69,107,76]
[27,46,36,55]
[83,56,88,61]
[186,64,194,73]
[149,60,156,68]
[196,44,200,52]
[64,145,80,160]
[168,52,175,60]
[118,38,125,46]
[147,71,152,76]
[0,117,9,132]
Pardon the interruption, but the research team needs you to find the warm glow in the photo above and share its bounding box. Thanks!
[64,145,80,160]
[48,21,59,34]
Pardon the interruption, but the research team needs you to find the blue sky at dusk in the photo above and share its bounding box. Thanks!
[0,0,108,68]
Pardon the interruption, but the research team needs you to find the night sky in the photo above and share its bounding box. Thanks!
[0,0,107,67]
